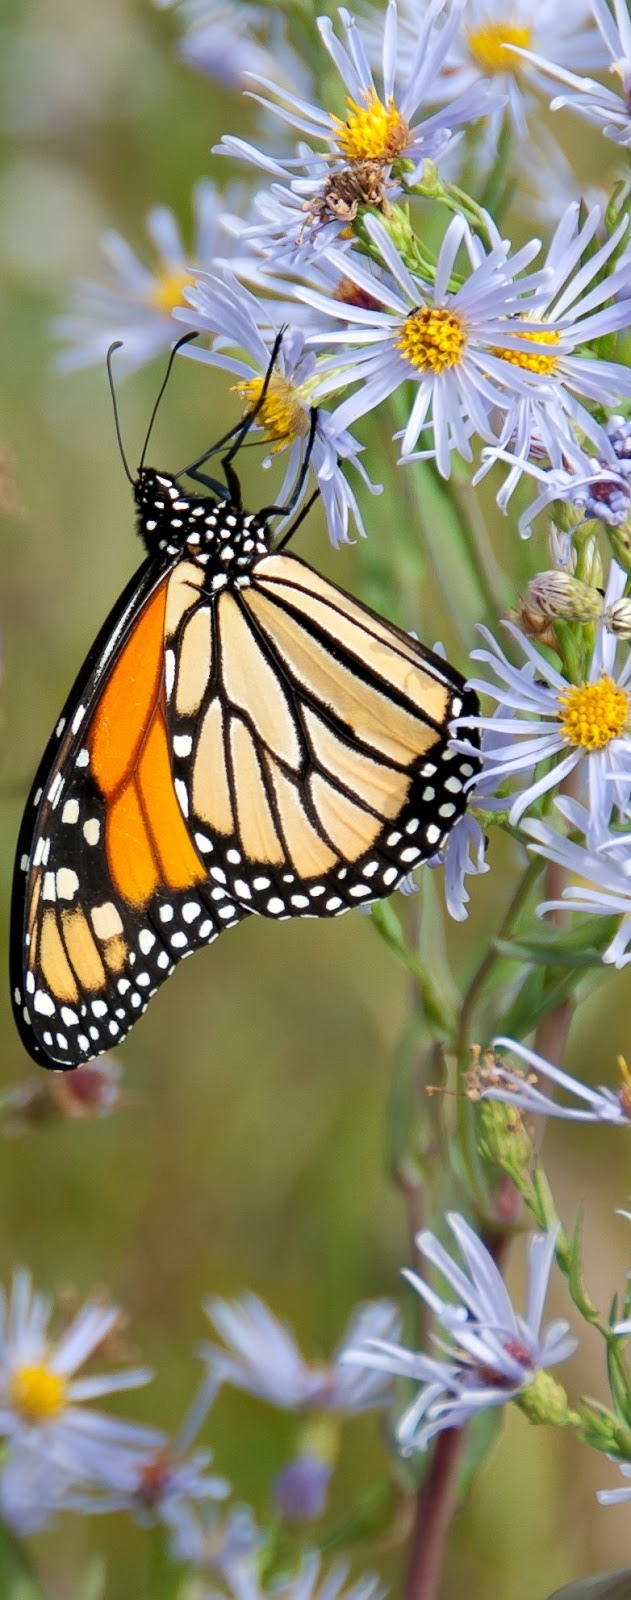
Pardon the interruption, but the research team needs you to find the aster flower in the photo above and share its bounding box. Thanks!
[200,1294,401,1414]
[216,141,398,266]
[365,0,605,141]
[303,212,548,479]
[344,1215,575,1452]
[0,1270,159,1486]
[460,562,631,848]
[540,414,631,533]
[272,1556,385,1600]
[168,1498,262,1575]
[85,1370,229,1558]
[515,449,631,541]
[174,273,380,545]
[0,1054,123,1134]
[476,203,631,501]
[53,180,243,374]
[156,0,309,93]
[214,1,497,258]
[0,1439,88,1535]
[478,1035,631,1124]
[523,795,631,968]
[514,0,631,149]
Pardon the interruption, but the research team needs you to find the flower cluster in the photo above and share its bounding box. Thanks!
[0,1269,394,1589]
[39,0,631,1582]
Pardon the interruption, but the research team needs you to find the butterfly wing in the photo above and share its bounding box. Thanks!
[11,558,246,1070]
[167,551,480,920]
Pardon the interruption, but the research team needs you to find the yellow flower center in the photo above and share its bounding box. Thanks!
[466,19,532,73]
[9,1363,67,1423]
[148,266,196,316]
[332,89,409,162]
[233,373,310,450]
[396,306,468,373]
[557,676,630,751]
[491,327,560,375]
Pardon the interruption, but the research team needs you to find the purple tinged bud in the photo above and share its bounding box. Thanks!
[273,1454,332,1523]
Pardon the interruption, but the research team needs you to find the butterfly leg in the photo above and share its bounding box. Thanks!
[176,329,286,498]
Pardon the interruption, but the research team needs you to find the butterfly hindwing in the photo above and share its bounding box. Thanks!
[167,550,478,921]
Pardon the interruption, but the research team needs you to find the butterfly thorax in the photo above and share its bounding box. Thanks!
[134,468,272,578]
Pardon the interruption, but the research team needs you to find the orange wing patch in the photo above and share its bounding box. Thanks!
[90,585,168,798]
[89,581,205,909]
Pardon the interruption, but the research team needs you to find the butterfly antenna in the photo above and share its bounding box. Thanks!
[106,342,134,486]
[139,332,198,473]
[177,326,286,481]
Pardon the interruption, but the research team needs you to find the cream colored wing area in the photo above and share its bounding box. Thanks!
[303,707,409,820]
[309,773,382,860]
[256,566,449,722]
[175,606,213,719]
[164,561,205,641]
[245,587,435,764]
[265,757,338,877]
[256,554,452,697]
[229,717,284,864]
[192,698,234,833]
[218,592,301,769]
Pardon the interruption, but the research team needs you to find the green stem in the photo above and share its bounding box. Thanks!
[478,112,515,226]
[456,855,545,1059]
[382,390,501,642]
[454,855,545,1205]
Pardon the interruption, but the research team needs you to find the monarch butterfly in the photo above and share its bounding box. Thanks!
[11,337,480,1070]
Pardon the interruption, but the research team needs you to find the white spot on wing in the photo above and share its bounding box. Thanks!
[56,868,79,901]
[91,902,124,940]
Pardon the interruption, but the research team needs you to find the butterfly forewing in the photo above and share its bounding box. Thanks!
[11,560,246,1069]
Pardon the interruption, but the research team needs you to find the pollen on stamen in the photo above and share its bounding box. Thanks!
[491,327,560,375]
[148,266,196,316]
[466,20,532,74]
[557,677,630,751]
[9,1363,67,1423]
[233,373,310,450]
[396,306,468,373]
[331,89,409,162]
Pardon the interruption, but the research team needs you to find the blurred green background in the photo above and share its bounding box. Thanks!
[1,2,631,1595]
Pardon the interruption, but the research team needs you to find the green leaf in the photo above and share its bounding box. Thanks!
[546,1569,631,1600]
[369,900,455,1034]
[566,1212,598,1322]
[499,966,581,1041]
[0,1522,45,1600]
[494,914,618,967]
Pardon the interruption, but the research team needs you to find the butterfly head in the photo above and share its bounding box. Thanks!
[134,467,195,555]
[133,467,273,570]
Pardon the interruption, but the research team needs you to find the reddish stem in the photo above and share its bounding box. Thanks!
[403,1427,467,1600]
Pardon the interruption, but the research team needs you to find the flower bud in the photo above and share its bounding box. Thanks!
[526,571,603,624]
[604,596,631,638]
[517,1369,574,1428]
[273,1454,332,1523]
[476,1094,535,1179]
